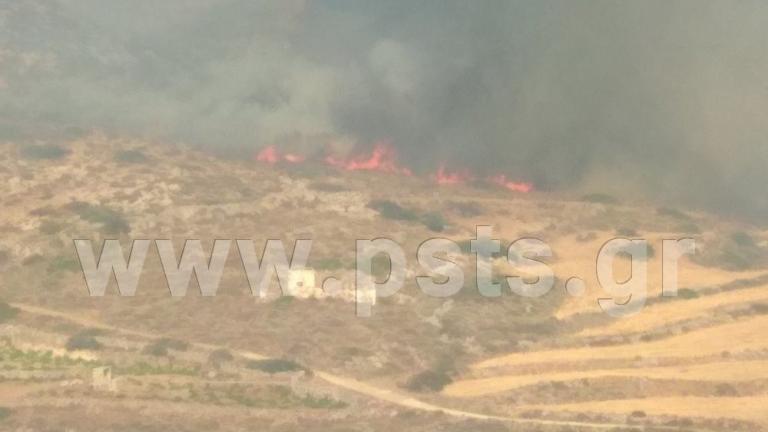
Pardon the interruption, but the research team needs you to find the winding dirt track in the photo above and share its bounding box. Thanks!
[10,302,715,431]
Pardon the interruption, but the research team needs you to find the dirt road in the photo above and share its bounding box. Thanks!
[10,302,715,431]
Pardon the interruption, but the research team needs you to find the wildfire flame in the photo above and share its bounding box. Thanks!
[434,164,472,185]
[256,145,279,164]
[256,145,304,164]
[324,142,411,176]
[255,142,533,193]
[488,174,534,193]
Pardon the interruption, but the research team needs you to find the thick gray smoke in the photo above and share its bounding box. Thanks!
[2,0,768,219]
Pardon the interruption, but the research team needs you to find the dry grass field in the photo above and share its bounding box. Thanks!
[1,136,767,430]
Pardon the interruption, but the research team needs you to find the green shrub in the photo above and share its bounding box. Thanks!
[447,201,484,217]
[404,369,452,392]
[208,349,234,366]
[301,393,348,409]
[706,233,766,270]
[717,249,759,270]
[0,406,11,420]
[114,149,148,163]
[368,200,419,221]
[421,211,447,232]
[731,231,756,248]
[39,219,64,235]
[48,256,80,273]
[66,332,103,351]
[246,358,305,374]
[20,144,69,160]
[677,288,699,299]
[616,227,638,237]
[0,301,18,324]
[581,193,618,204]
[274,295,295,306]
[69,202,130,234]
[313,257,345,271]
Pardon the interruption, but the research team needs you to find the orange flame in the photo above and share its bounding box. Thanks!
[256,143,533,193]
[325,142,411,175]
[434,164,472,185]
[256,145,279,164]
[256,146,305,164]
[488,174,534,193]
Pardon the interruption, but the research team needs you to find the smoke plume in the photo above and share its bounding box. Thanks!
[2,0,768,219]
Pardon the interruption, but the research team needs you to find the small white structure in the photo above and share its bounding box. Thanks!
[92,367,118,392]
[280,268,379,306]
[286,269,317,297]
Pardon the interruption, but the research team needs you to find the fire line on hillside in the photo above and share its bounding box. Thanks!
[255,142,533,193]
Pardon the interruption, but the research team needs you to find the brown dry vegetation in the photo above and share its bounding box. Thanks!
[1,136,767,430]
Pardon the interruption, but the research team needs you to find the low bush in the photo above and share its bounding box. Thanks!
[0,301,18,324]
[38,219,64,235]
[301,393,348,409]
[20,144,69,160]
[702,232,767,270]
[66,331,103,351]
[208,349,235,366]
[447,201,484,217]
[404,369,453,392]
[114,149,148,163]
[312,257,345,271]
[246,358,305,374]
[368,200,419,221]
[677,288,699,299]
[731,231,756,248]
[69,202,130,234]
[421,211,447,232]
[48,256,80,273]
[615,227,638,237]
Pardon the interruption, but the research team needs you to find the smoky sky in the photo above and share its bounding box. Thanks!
[2,0,768,220]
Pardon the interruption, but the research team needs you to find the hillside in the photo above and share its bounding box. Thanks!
[1,135,767,431]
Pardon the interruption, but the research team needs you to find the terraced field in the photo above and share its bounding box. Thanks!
[445,265,768,430]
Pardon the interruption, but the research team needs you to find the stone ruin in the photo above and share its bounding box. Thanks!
[91,366,118,392]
